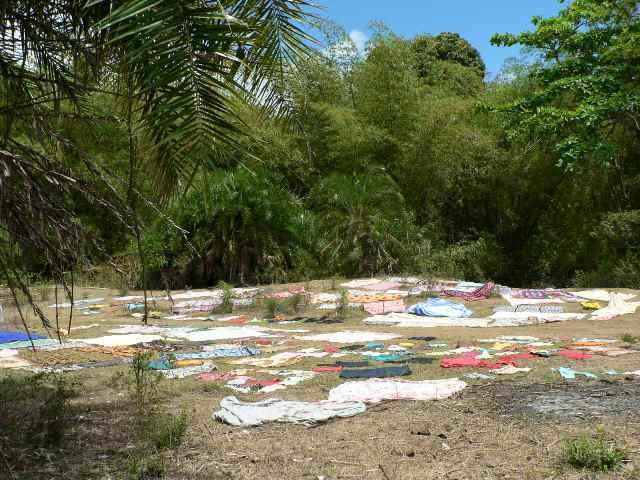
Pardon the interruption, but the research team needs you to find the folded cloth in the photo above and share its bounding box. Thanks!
[407,298,473,318]
[442,282,495,302]
[339,365,411,379]
[214,396,366,426]
[329,378,466,403]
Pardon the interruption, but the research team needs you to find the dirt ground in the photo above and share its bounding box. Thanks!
[3,281,640,480]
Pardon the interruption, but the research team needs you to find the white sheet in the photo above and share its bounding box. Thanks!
[590,293,640,320]
[170,326,275,342]
[81,334,163,346]
[328,378,467,403]
[214,396,366,427]
[574,289,635,302]
[294,331,400,343]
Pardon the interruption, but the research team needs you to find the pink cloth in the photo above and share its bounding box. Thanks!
[363,300,405,315]
[361,281,402,291]
[442,282,495,302]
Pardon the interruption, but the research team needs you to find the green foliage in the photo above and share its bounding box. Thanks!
[413,32,486,78]
[127,454,166,480]
[131,352,162,415]
[563,433,626,472]
[0,373,76,470]
[263,298,282,319]
[490,0,640,168]
[216,281,234,314]
[621,333,639,344]
[147,413,189,450]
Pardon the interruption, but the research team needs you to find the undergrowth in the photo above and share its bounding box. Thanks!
[563,432,626,472]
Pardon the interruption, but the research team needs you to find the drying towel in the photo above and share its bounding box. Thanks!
[329,378,467,403]
[442,282,495,302]
[407,298,473,318]
[0,331,46,344]
[214,396,366,427]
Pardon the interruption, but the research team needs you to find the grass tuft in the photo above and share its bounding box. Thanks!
[563,433,626,472]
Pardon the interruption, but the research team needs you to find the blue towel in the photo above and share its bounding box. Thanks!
[407,298,473,318]
[0,331,46,344]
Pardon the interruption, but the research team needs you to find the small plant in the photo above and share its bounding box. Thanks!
[216,281,233,313]
[128,454,166,479]
[287,293,304,313]
[336,289,349,316]
[622,333,639,344]
[264,298,280,319]
[131,352,162,415]
[563,433,626,472]
[38,284,53,301]
[147,412,188,450]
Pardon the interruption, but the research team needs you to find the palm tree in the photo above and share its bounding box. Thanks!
[0,0,314,332]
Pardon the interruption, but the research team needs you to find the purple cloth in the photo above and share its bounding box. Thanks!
[0,331,46,344]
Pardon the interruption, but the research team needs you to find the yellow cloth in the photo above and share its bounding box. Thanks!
[398,342,415,348]
[490,342,513,351]
[175,359,204,367]
[581,301,602,310]
[348,294,402,303]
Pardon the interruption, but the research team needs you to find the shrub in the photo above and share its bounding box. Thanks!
[563,433,626,472]
[0,373,76,470]
[128,454,166,479]
[147,413,188,450]
[263,298,280,319]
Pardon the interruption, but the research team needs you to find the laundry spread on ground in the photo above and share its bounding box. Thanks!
[407,298,473,318]
[3,279,640,432]
[328,378,467,403]
[214,396,367,426]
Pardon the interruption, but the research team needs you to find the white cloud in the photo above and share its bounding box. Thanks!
[349,30,368,53]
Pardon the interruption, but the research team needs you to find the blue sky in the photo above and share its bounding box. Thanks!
[314,0,566,77]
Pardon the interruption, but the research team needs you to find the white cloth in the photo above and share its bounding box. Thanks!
[214,396,366,427]
[295,331,400,344]
[170,326,275,342]
[160,363,215,379]
[574,290,635,302]
[494,365,531,375]
[590,293,640,320]
[488,311,586,323]
[48,298,104,308]
[502,297,565,306]
[364,311,586,328]
[364,314,490,328]
[0,349,32,368]
[328,378,467,403]
[81,334,163,346]
[340,279,381,289]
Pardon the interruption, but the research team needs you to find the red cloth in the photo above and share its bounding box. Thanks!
[557,350,593,360]
[255,339,273,346]
[313,366,343,373]
[441,356,503,369]
[324,345,340,353]
[441,350,523,369]
[497,352,537,364]
[442,282,495,302]
[227,318,248,325]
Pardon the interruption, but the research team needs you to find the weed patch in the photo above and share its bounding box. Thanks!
[563,432,626,472]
